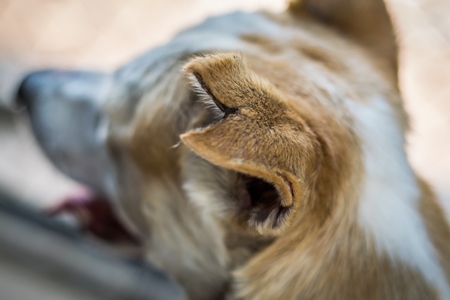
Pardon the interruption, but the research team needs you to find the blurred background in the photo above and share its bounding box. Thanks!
[0,0,449,299]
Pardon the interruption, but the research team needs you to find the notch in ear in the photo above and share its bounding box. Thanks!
[289,0,398,74]
[181,53,320,235]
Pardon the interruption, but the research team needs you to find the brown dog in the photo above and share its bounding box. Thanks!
[17,0,450,299]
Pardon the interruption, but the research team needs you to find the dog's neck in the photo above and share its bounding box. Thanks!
[117,10,449,298]
[228,55,450,298]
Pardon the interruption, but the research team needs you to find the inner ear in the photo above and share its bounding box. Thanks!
[237,173,297,233]
[180,120,305,236]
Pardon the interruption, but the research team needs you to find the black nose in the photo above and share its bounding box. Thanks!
[16,70,53,108]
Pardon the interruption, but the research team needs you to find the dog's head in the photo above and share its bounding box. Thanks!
[16,1,403,296]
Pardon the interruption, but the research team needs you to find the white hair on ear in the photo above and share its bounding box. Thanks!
[185,72,225,119]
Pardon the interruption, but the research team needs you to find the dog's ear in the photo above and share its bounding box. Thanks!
[289,0,398,74]
[181,53,321,235]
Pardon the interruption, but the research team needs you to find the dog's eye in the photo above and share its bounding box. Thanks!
[192,72,238,116]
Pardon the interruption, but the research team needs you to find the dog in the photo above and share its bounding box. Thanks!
[16,0,450,299]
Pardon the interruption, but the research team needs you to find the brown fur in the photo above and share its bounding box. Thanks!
[288,0,398,74]
[98,0,450,299]
[182,53,324,235]
[420,179,450,285]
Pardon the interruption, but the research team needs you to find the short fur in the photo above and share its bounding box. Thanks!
[21,0,450,299]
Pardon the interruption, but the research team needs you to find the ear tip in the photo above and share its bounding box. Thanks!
[182,52,244,74]
[180,131,194,143]
[180,129,207,148]
[181,60,197,76]
[182,54,208,75]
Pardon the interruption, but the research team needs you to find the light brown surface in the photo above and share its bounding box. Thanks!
[0,0,448,211]
[391,0,450,208]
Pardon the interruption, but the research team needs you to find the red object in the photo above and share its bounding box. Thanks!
[46,188,140,245]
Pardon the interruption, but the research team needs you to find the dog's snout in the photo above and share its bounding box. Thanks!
[15,69,106,109]
[16,70,54,108]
